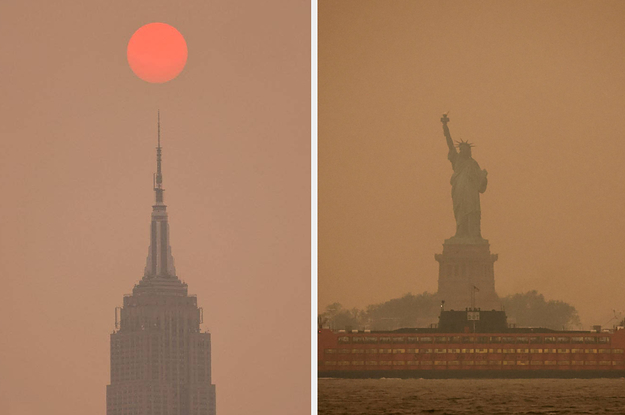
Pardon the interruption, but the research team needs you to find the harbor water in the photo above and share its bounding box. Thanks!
[318,378,625,414]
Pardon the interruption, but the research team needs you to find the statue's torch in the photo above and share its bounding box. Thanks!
[441,112,450,125]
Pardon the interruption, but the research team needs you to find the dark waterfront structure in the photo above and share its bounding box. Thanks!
[318,308,625,378]
[107,116,216,415]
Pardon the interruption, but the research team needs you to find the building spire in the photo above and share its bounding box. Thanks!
[155,110,164,205]
[144,111,176,279]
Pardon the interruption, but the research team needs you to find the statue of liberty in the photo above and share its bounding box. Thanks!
[440,113,488,241]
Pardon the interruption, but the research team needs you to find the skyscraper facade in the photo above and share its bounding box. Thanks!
[107,117,216,415]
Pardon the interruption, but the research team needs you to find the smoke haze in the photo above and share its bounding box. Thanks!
[0,1,310,414]
[319,1,625,328]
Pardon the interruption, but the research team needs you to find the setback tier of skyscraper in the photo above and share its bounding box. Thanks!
[107,114,216,415]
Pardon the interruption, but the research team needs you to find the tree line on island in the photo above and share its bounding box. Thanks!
[319,291,583,331]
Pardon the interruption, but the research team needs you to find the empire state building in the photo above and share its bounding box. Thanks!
[107,115,217,415]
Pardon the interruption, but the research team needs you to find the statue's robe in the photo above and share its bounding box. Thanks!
[448,149,487,230]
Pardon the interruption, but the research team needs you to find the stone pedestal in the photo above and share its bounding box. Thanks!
[434,238,500,311]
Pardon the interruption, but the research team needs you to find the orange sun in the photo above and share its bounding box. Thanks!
[127,22,188,84]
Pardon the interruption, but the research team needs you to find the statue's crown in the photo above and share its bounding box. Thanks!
[455,139,474,149]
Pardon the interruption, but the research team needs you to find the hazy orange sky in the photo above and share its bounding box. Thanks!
[0,1,309,414]
[319,1,625,328]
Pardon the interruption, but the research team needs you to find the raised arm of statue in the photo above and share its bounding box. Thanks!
[440,113,456,153]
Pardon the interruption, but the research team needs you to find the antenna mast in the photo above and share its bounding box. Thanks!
[154,110,164,204]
